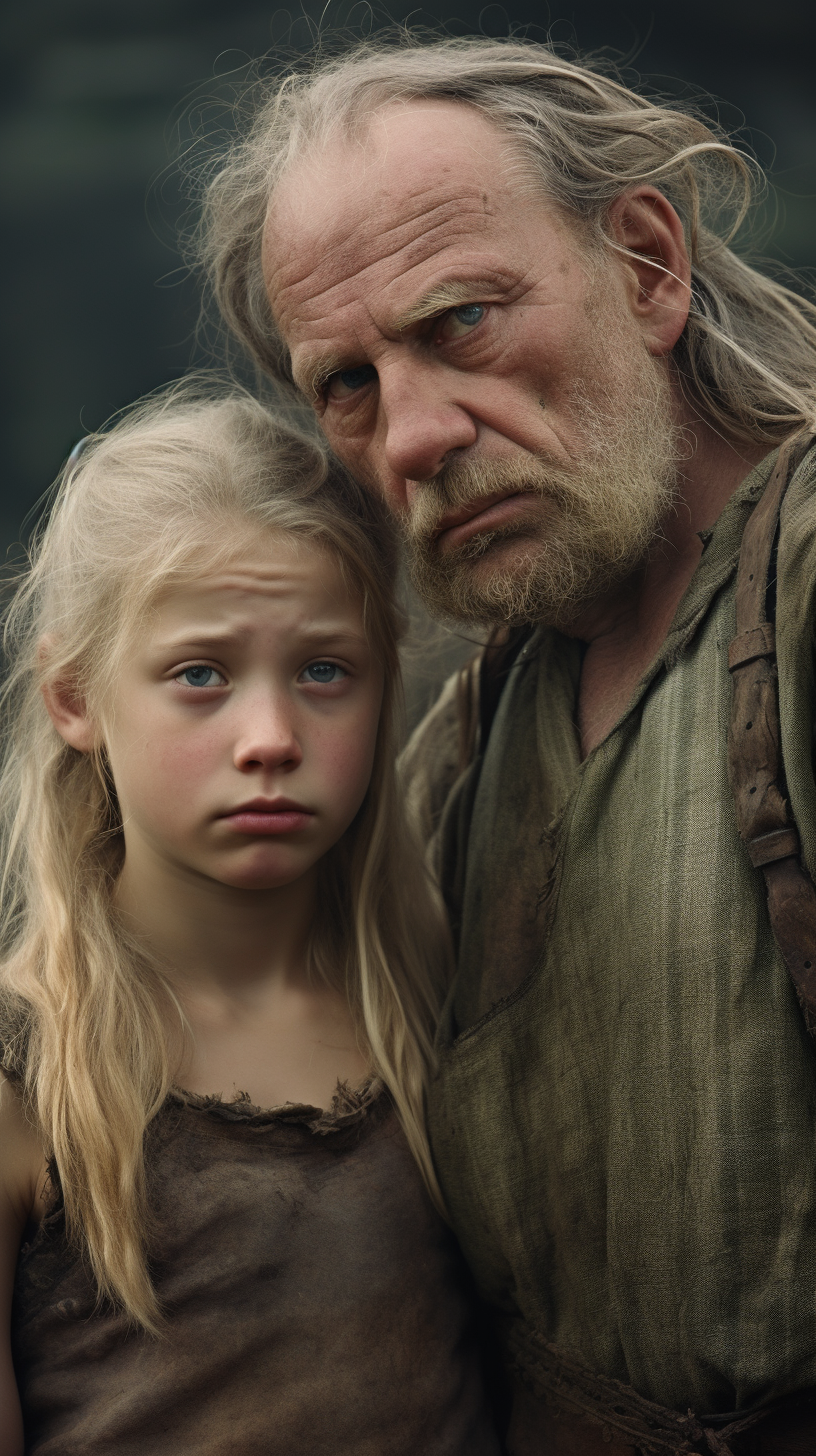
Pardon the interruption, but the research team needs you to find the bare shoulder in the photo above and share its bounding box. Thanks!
[400,659,480,849]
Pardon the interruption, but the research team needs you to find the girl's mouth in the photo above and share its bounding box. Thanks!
[220,798,315,835]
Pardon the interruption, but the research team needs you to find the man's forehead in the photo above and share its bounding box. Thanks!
[266,99,511,249]
[263,103,523,349]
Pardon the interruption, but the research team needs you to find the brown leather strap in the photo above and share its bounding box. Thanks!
[728,623,776,672]
[727,432,816,1031]
[506,1321,816,1455]
[506,1387,816,1456]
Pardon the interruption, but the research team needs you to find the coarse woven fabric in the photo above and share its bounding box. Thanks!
[403,444,816,1422]
[10,1079,501,1456]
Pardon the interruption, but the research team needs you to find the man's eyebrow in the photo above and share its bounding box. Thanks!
[394,278,502,332]
[293,278,505,397]
[294,352,345,401]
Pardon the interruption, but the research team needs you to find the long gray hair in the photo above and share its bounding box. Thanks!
[196,35,816,444]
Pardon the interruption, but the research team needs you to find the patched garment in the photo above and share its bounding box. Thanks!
[11,1081,501,1455]
[403,444,816,1421]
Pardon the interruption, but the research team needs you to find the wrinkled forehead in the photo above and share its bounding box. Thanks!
[262,101,528,363]
[114,521,356,639]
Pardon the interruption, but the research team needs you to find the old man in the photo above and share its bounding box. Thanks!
[201,39,816,1455]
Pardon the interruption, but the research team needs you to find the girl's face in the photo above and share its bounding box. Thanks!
[93,532,384,892]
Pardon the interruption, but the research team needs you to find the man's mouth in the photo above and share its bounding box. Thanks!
[433,491,533,551]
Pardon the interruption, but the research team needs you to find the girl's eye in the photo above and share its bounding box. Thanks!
[326,364,377,401]
[302,662,347,684]
[441,303,487,340]
[177,665,225,688]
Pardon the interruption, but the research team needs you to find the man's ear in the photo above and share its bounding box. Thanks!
[40,653,98,755]
[605,186,692,357]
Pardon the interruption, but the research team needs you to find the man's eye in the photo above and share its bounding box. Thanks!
[176,665,225,688]
[326,364,377,400]
[440,303,487,340]
[302,662,347,684]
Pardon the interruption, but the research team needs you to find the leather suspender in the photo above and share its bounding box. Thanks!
[727,431,816,1034]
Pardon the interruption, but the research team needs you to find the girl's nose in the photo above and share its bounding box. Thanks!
[232,696,303,774]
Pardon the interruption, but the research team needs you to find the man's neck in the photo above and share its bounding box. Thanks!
[566,412,770,758]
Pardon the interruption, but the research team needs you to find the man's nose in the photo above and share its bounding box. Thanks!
[233,690,303,774]
[379,362,478,490]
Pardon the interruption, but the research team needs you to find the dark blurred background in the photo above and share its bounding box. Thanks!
[2,0,815,558]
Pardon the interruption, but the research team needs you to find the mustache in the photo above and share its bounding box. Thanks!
[403,457,553,545]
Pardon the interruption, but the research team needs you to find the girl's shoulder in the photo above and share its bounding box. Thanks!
[0,991,31,1083]
[0,1073,47,1234]
[0,1076,44,1456]
[0,993,49,1224]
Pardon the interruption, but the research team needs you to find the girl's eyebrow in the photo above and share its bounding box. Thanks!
[154,623,369,653]
[152,626,250,653]
[298,626,369,646]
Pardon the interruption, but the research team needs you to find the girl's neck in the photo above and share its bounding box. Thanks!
[114,846,367,1109]
[114,845,317,999]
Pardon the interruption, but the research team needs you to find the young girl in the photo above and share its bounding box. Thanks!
[0,385,500,1455]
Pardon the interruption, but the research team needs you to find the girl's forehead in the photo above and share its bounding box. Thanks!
[144,529,366,630]
[196,527,335,580]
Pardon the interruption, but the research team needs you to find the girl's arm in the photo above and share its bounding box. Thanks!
[0,1077,44,1456]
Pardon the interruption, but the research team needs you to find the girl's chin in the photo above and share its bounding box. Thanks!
[209,857,318,893]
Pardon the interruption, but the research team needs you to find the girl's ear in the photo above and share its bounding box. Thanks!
[39,644,98,754]
[42,677,97,753]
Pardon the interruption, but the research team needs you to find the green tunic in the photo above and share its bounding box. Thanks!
[407,446,816,1418]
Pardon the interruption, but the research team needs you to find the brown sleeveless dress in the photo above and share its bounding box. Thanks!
[11,1080,501,1455]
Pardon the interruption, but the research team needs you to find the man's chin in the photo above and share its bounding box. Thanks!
[409,531,625,631]
[408,556,557,630]
[408,531,533,626]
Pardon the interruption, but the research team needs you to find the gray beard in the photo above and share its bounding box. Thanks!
[401,352,682,630]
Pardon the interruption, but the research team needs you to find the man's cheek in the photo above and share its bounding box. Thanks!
[320,419,386,494]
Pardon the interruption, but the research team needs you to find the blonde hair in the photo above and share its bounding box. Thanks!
[0,380,447,1332]
[197,34,816,443]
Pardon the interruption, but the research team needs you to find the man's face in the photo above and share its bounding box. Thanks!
[264,102,679,626]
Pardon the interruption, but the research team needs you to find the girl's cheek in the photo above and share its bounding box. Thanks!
[114,726,222,812]
[158,734,222,774]
[319,715,379,805]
